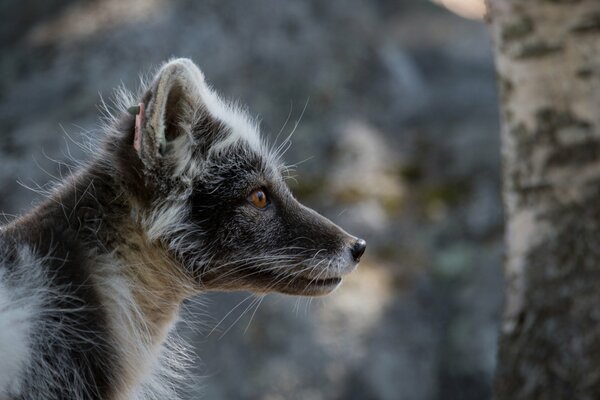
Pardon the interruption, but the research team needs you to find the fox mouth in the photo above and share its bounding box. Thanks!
[208,266,344,296]
[284,275,343,296]
[203,257,352,296]
[247,268,343,296]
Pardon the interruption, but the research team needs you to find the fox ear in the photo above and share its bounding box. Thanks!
[138,58,207,160]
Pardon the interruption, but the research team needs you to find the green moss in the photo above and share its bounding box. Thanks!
[399,164,423,184]
[502,16,534,41]
[570,12,600,34]
[535,107,592,138]
[545,140,600,168]
[381,194,404,216]
[576,68,593,79]
[334,187,366,203]
[514,40,562,59]
[423,181,469,207]
[375,243,402,262]
[511,123,533,139]
[504,109,515,124]
[289,176,326,200]
[499,75,514,95]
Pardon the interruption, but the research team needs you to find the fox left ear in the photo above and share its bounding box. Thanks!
[137,58,207,161]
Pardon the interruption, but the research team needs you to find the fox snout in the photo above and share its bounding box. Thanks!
[351,238,367,262]
[252,201,367,296]
[195,194,366,297]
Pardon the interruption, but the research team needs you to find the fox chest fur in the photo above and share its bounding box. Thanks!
[0,58,366,400]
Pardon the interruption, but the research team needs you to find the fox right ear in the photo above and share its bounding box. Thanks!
[136,58,208,163]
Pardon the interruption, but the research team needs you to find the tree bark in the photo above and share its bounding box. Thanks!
[487,1,600,399]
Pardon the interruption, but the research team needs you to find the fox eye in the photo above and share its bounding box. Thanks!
[247,189,269,209]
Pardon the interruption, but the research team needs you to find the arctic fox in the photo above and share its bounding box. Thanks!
[0,58,366,400]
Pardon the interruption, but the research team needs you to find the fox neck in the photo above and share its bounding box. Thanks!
[14,161,194,383]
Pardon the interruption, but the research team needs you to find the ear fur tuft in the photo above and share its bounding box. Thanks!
[140,58,206,160]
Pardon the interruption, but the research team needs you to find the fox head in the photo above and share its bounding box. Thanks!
[108,58,365,296]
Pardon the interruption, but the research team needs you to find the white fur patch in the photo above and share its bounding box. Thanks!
[194,79,263,155]
[93,253,191,400]
[145,201,188,242]
[0,247,43,398]
[161,58,263,156]
[0,279,34,397]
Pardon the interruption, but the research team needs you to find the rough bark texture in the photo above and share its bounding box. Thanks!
[488,0,600,399]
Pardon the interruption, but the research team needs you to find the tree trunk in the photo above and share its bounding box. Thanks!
[487,1,600,399]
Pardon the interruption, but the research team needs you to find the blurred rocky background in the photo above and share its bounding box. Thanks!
[0,1,502,399]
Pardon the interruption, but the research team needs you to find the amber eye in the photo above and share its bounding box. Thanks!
[248,189,269,209]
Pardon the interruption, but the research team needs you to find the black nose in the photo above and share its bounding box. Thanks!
[351,239,367,262]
